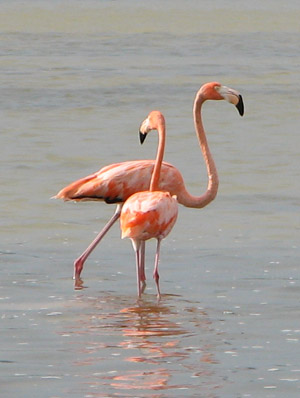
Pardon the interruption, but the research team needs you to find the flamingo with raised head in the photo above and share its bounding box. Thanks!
[54,82,244,285]
[120,111,178,299]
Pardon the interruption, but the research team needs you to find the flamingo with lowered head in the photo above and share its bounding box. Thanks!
[120,111,178,299]
[54,82,244,285]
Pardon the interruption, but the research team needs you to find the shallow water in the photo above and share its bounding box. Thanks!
[1,1,300,397]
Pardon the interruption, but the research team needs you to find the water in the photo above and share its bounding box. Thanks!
[1,1,299,397]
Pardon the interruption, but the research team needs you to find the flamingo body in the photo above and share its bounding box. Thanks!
[121,191,178,241]
[55,160,184,204]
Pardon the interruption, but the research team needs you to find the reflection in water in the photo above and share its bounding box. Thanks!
[61,294,220,397]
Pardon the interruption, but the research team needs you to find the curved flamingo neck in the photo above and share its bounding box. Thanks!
[179,91,219,208]
[150,117,166,192]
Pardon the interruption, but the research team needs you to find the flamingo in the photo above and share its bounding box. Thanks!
[120,111,178,299]
[54,82,244,285]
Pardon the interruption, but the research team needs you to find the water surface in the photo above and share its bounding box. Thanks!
[1,1,299,397]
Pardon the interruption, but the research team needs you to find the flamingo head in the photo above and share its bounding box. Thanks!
[200,82,244,116]
[139,110,165,144]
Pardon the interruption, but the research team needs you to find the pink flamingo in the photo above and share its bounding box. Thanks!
[54,82,244,285]
[120,111,178,299]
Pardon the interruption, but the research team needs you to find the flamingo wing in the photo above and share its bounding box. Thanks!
[55,160,184,204]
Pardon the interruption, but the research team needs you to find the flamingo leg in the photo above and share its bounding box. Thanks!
[131,239,143,298]
[139,241,146,294]
[74,204,122,282]
[153,238,162,300]
[135,248,142,298]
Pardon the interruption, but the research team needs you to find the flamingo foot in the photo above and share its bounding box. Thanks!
[74,276,85,290]
[73,257,84,280]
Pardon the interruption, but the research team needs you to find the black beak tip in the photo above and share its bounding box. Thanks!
[236,95,244,116]
[139,131,147,144]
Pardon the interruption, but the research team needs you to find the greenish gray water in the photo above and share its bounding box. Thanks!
[1,1,299,397]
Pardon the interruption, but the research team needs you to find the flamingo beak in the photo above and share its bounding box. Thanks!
[217,85,244,117]
[236,95,244,116]
[139,131,148,144]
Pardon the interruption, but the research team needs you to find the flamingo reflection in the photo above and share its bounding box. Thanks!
[61,295,219,395]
